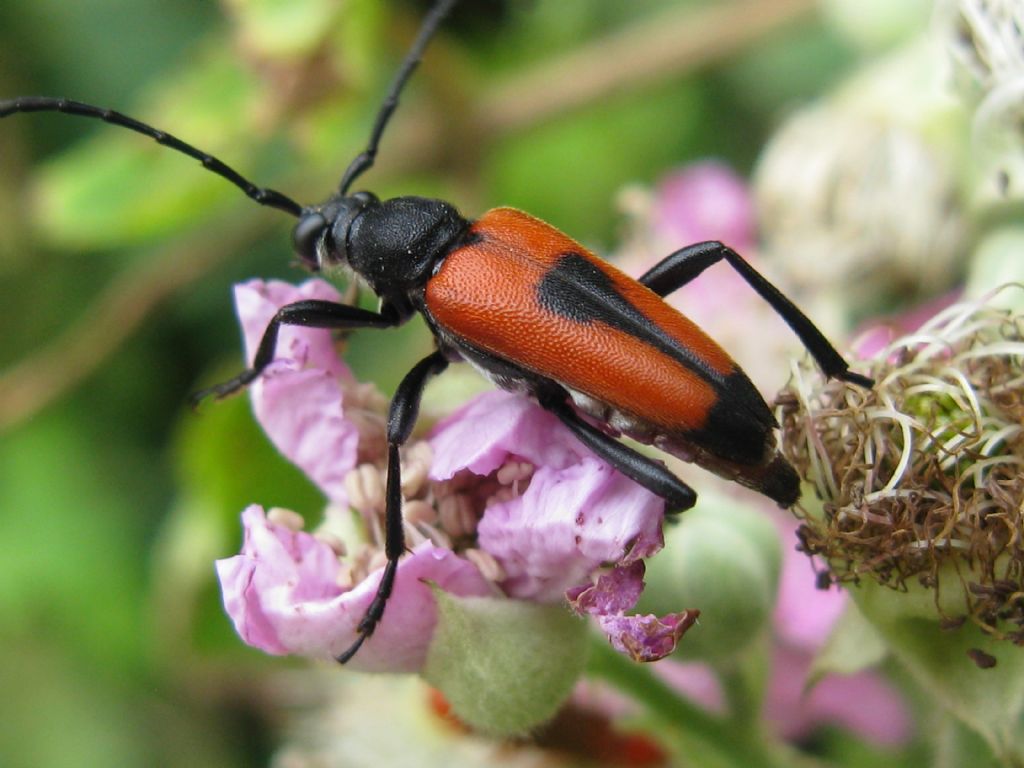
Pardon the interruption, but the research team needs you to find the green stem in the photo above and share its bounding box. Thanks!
[586,637,791,768]
[718,651,765,733]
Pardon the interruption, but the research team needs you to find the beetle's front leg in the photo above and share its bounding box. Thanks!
[335,350,449,663]
[189,300,400,406]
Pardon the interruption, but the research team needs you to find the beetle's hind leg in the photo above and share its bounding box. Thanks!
[538,389,696,514]
[637,241,873,388]
[335,350,449,664]
[189,300,400,406]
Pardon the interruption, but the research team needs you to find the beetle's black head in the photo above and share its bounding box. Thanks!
[294,192,469,296]
[292,191,379,272]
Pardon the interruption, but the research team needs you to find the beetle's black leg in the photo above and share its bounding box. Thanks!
[336,350,449,664]
[189,300,400,406]
[637,241,873,388]
[538,389,697,514]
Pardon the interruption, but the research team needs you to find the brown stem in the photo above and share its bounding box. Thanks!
[478,0,817,134]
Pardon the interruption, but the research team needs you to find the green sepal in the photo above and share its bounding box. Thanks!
[421,588,588,736]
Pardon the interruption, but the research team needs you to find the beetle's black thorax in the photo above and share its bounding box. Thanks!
[344,195,469,295]
[293,192,470,304]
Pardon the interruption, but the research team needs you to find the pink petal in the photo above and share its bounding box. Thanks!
[654,161,756,253]
[216,506,493,673]
[478,458,664,602]
[429,391,585,480]
[852,325,896,361]
[234,280,360,503]
[772,515,847,651]
[431,391,665,602]
[853,289,962,361]
[235,279,350,378]
[599,611,701,663]
[654,660,727,714]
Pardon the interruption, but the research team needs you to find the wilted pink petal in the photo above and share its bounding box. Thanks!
[654,161,756,252]
[216,505,493,673]
[599,611,700,663]
[570,563,700,660]
[568,562,646,616]
[765,645,913,747]
[234,279,360,503]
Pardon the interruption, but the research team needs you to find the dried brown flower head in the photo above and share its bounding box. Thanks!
[778,292,1024,643]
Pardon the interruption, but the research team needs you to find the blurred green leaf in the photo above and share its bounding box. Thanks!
[174,383,323,520]
[0,410,148,671]
[854,579,1024,764]
[33,51,265,249]
[228,0,344,59]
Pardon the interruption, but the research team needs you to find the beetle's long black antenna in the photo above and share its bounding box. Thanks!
[0,97,304,218]
[336,0,458,195]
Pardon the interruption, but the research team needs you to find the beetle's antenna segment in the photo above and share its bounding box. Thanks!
[0,97,304,218]
[336,0,458,195]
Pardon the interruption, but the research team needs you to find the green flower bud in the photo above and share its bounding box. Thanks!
[637,491,781,664]
[422,588,588,736]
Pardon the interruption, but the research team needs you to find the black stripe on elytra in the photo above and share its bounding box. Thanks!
[536,252,726,385]
[687,368,778,464]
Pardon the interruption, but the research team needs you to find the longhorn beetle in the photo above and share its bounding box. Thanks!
[0,0,872,663]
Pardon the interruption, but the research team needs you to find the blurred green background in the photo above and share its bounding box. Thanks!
[0,1,861,765]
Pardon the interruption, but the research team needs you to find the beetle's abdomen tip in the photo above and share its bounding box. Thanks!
[762,454,801,508]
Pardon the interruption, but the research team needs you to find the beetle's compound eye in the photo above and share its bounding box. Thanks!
[292,211,328,271]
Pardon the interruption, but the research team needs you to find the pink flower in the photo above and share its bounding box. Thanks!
[852,290,961,360]
[767,518,912,745]
[430,391,692,658]
[217,281,696,672]
[772,516,846,650]
[430,392,664,602]
[217,506,493,673]
[653,161,756,252]
[764,646,912,747]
